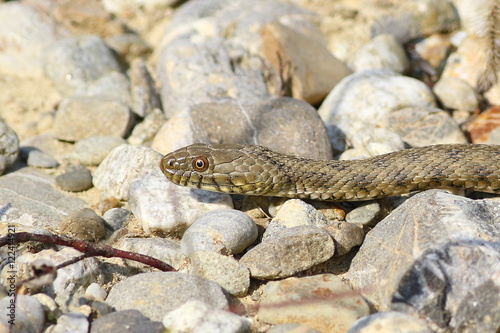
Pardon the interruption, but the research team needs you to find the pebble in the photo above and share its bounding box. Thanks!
[345,202,382,227]
[0,295,45,333]
[67,136,126,166]
[106,272,229,322]
[0,120,19,175]
[127,108,166,146]
[53,96,132,142]
[19,147,58,168]
[55,166,93,192]
[129,59,161,118]
[46,312,89,333]
[129,175,233,236]
[321,221,365,256]
[240,225,335,279]
[318,69,436,152]
[433,76,478,111]
[258,274,370,333]
[346,189,500,329]
[352,34,409,73]
[187,250,250,296]
[180,209,258,256]
[42,35,121,96]
[115,237,187,271]
[348,311,431,333]
[85,283,107,301]
[90,309,164,333]
[163,300,251,333]
[93,144,163,200]
[467,105,500,144]
[268,324,321,333]
[102,207,132,231]
[20,134,73,163]
[59,208,107,242]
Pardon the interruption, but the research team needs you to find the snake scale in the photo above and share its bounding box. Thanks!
[160,143,500,201]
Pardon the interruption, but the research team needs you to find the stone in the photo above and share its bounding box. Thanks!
[318,70,436,152]
[348,311,431,333]
[68,136,126,166]
[106,272,229,321]
[260,21,351,104]
[433,77,478,111]
[467,105,500,144]
[53,96,132,142]
[345,202,382,227]
[129,175,233,236]
[0,295,45,333]
[352,34,409,73]
[19,147,58,168]
[93,144,163,200]
[268,324,321,333]
[20,135,73,162]
[188,250,250,296]
[59,208,107,242]
[321,221,365,256]
[90,310,164,333]
[102,208,132,231]
[180,209,258,256]
[151,111,193,155]
[129,59,161,118]
[46,312,89,333]
[85,283,107,301]
[0,120,19,175]
[163,300,252,333]
[240,225,335,279]
[258,274,370,333]
[127,108,166,146]
[55,166,93,192]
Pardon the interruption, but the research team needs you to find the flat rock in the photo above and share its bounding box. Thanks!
[55,166,93,192]
[67,136,126,166]
[348,311,431,333]
[90,310,164,333]
[20,147,58,168]
[106,272,229,321]
[258,274,370,333]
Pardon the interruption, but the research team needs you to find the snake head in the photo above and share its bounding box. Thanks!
[160,143,280,195]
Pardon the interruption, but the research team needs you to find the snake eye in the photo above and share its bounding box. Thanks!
[192,156,209,172]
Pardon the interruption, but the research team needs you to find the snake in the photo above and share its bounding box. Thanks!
[160,143,500,201]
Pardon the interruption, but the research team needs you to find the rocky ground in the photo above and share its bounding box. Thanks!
[0,0,499,332]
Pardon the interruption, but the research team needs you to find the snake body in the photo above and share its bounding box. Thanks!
[160,143,500,201]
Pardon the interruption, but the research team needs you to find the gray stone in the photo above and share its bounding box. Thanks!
[346,190,500,312]
[352,34,409,73]
[0,167,86,229]
[433,76,479,111]
[85,283,107,301]
[240,225,335,279]
[345,202,382,227]
[129,175,233,236]
[163,300,251,333]
[321,221,365,256]
[102,208,132,231]
[42,35,121,96]
[59,208,106,242]
[20,135,73,163]
[0,120,19,175]
[348,311,431,333]
[129,59,161,118]
[318,70,436,152]
[53,96,132,142]
[86,72,131,106]
[150,110,193,155]
[188,250,250,296]
[55,166,93,192]
[0,295,45,333]
[90,310,164,333]
[268,324,321,333]
[68,136,126,166]
[20,147,58,168]
[127,108,166,146]
[46,312,89,333]
[115,237,187,271]
[180,209,258,256]
[106,272,229,321]
[93,144,163,200]
[258,274,370,333]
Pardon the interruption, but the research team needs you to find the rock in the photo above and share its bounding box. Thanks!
[0,120,19,175]
[0,167,86,229]
[55,166,93,192]
[105,33,151,65]
[188,250,250,296]
[345,202,382,227]
[348,311,431,333]
[115,237,187,271]
[53,96,132,142]
[46,312,89,333]
[90,310,164,333]
[268,324,321,333]
[59,208,107,242]
[67,136,126,166]
[318,70,436,152]
[321,221,365,256]
[151,111,193,155]
[260,21,351,104]
[410,0,459,35]
[129,59,161,118]
[85,283,107,301]
[180,209,257,256]
[19,147,58,168]
[346,190,500,313]
[433,77,478,111]
[127,108,166,146]
[385,107,467,147]
[258,274,370,333]
[129,175,233,236]
[20,135,73,163]
[163,300,251,333]
[240,225,335,279]
[467,105,500,144]
[102,208,132,231]
[414,33,452,69]
[352,34,409,73]
[0,295,45,333]
[106,272,229,321]
[93,144,163,200]
[42,35,121,96]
